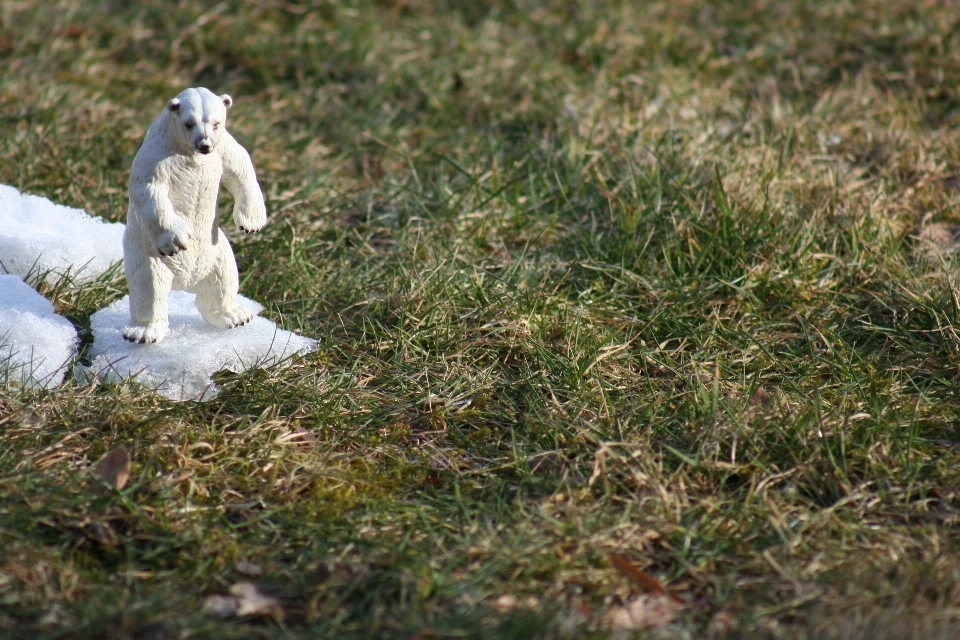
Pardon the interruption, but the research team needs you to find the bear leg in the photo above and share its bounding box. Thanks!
[122,232,173,343]
[192,229,253,329]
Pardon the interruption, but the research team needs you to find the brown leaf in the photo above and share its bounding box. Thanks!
[201,594,238,617]
[91,446,131,492]
[404,408,447,441]
[917,223,960,253]
[493,594,539,613]
[276,426,316,446]
[202,582,284,621]
[706,609,736,638]
[932,439,960,450]
[749,388,772,409]
[421,473,442,486]
[84,522,118,547]
[606,594,676,631]
[234,561,264,577]
[610,554,682,603]
[530,452,569,473]
[230,582,284,619]
[494,594,520,612]
[16,410,40,428]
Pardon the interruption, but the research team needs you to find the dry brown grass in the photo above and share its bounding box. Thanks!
[4,1,960,638]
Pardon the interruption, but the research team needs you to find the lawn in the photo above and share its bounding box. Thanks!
[3,0,960,637]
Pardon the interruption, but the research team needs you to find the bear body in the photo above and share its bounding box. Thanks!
[123,87,266,344]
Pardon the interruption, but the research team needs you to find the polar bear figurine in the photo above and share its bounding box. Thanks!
[122,87,267,344]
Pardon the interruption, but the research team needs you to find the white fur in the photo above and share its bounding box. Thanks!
[122,87,267,344]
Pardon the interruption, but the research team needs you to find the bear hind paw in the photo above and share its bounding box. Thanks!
[201,305,254,330]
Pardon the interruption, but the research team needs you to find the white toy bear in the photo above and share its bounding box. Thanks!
[123,87,267,344]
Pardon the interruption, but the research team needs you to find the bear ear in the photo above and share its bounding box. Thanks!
[220,94,233,109]
[167,98,181,112]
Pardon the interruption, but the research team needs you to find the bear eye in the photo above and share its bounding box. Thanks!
[185,122,195,130]
[212,123,219,130]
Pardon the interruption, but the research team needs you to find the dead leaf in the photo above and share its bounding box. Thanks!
[16,410,40,428]
[130,621,172,640]
[610,554,683,604]
[749,388,772,409]
[606,593,676,631]
[38,603,71,626]
[917,223,960,254]
[529,452,569,473]
[422,473,442,486]
[494,594,520,612]
[230,582,284,619]
[202,582,284,621]
[403,408,447,443]
[276,427,316,446]
[84,521,118,547]
[493,594,539,613]
[234,561,263,577]
[201,595,238,617]
[91,446,131,493]
[932,439,960,450]
[706,608,736,638]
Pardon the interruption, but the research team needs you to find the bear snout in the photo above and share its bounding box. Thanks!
[196,140,213,154]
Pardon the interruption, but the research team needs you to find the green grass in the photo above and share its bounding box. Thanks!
[4,0,960,637]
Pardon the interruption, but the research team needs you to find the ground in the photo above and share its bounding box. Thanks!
[2,1,960,638]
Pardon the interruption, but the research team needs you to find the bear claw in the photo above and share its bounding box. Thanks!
[201,305,253,329]
[155,228,191,257]
[122,323,168,344]
[226,317,251,329]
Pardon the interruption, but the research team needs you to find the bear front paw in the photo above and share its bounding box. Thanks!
[236,209,267,234]
[155,228,192,257]
[122,323,169,344]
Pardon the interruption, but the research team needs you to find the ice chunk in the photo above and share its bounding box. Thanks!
[0,184,125,281]
[79,290,317,401]
[0,274,78,389]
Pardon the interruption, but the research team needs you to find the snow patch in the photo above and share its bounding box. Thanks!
[0,274,78,389]
[0,184,125,281]
[79,290,317,401]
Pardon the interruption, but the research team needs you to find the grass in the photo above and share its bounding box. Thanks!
[3,0,960,637]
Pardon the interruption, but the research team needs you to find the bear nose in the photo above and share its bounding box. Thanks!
[197,140,212,154]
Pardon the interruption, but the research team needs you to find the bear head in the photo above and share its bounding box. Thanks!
[165,87,233,155]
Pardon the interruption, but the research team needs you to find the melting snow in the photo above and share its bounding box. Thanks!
[0,274,78,389]
[0,183,316,400]
[0,184,125,281]
[79,290,317,401]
